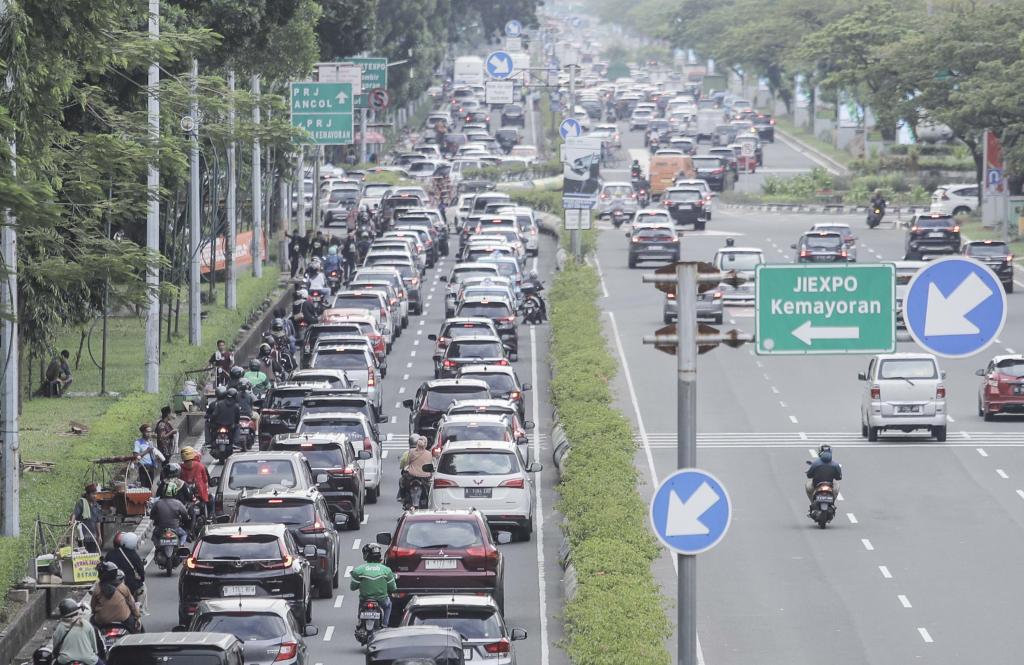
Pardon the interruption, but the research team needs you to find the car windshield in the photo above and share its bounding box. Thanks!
[692,157,722,169]
[995,359,1024,377]
[266,393,306,410]
[458,302,511,318]
[803,235,842,249]
[296,446,348,467]
[398,520,483,549]
[448,340,503,358]
[461,373,516,394]
[444,323,493,338]
[236,501,315,526]
[439,423,510,443]
[917,217,955,229]
[438,451,519,475]
[197,534,282,560]
[108,649,226,665]
[475,261,518,279]
[464,288,510,301]
[227,461,297,490]
[298,421,364,439]
[667,190,701,202]
[967,243,1009,257]
[812,226,852,239]
[362,184,390,197]
[604,186,632,197]
[879,359,938,380]
[408,609,504,639]
[452,269,497,284]
[718,252,762,270]
[193,612,287,641]
[333,295,380,310]
[425,387,491,410]
[312,351,367,370]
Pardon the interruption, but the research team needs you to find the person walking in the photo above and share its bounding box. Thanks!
[286,231,308,279]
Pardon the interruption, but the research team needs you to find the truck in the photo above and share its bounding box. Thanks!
[701,74,728,97]
[453,56,484,87]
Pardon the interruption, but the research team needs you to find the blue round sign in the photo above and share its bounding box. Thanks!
[505,20,522,37]
[904,255,1007,358]
[649,468,731,555]
[559,117,582,139]
[485,51,514,80]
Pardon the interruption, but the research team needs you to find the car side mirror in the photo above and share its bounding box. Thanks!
[496,531,513,545]
[975,368,986,376]
[857,372,867,381]
[209,475,221,487]
[316,473,329,484]
[941,370,947,379]
[421,463,434,473]
[521,383,532,391]
[358,449,372,460]
[402,398,414,409]
[510,627,528,641]
[524,420,535,431]
[427,334,438,341]
[376,532,393,546]
[303,625,319,637]
[527,462,543,473]
[439,275,448,282]
[303,544,317,559]
[334,513,349,527]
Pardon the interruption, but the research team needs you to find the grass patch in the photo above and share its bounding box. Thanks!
[958,217,1024,255]
[549,263,671,665]
[775,116,854,167]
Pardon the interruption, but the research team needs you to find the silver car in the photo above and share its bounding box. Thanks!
[212,451,318,517]
[307,346,383,416]
[596,181,639,217]
[859,353,948,442]
[399,594,527,665]
[663,288,723,324]
[188,598,317,665]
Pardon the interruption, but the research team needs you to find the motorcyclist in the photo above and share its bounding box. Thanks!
[350,543,397,627]
[208,389,240,452]
[90,562,141,633]
[356,231,373,262]
[306,258,327,292]
[151,483,190,546]
[205,385,228,446]
[399,436,435,505]
[805,444,843,503]
[226,365,245,391]
[155,463,194,507]
[243,358,270,395]
[103,532,146,611]
[51,598,106,665]
[295,289,320,327]
[630,159,643,180]
[257,342,285,381]
[523,270,547,322]
[869,189,886,213]
[324,245,343,279]
[179,446,211,518]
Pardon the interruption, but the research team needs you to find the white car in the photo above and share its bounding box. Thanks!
[711,247,763,305]
[630,208,673,229]
[596,181,638,216]
[930,183,979,216]
[859,353,947,442]
[429,440,541,540]
[509,144,538,164]
[629,109,654,130]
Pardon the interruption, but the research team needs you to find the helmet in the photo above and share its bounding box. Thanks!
[97,560,119,583]
[362,542,383,563]
[230,366,244,379]
[238,378,251,391]
[180,446,198,461]
[58,598,82,619]
[215,385,228,399]
[114,531,139,550]
[311,259,322,270]
[725,238,735,247]
[249,359,261,372]
[271,318,285,334]
[227,387,238,399]
[164,463,181,479]
[328,246,338,255]
[259,343,272,356]
[818,445,833,463]
[297,289,309,299]
[114,569,125,584]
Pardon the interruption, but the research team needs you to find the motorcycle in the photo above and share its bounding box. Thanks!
[523,295,544,324]
[153,527,184,575]
[94,621,134,650]
[327,269,342,292]
[808,480,837,529]
[237,416,255,451]
[866,205,885,229]
[648,136,660,154]
[404,475,430,510]
[211,426,233,462]
[610,208,628,228]
[354,597,385,644]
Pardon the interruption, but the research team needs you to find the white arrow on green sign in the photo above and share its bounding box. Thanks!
[755,264,895,355]
[290,82,354,145]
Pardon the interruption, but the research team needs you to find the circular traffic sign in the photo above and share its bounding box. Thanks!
[486,51,514,80]
[559,117,582,139]
[369,88,390,110]
[505,20,522,37]
[649,468,731,555]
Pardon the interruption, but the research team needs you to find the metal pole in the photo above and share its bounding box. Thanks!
[0,0,18,535]
[312,147,321,233]
[279,157,289,272]
[296,148,306,237]
[188,58,201,346]
[360,108,368,164]
[568,62,580,261]
[677,262,698,665]
[251,74,263,278]
[144,0,160,391]
[226,71,237,310]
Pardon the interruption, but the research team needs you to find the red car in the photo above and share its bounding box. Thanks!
[978,355,1024,420]
[375,509,508,620]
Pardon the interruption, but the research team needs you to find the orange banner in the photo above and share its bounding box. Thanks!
[200,230,269,274]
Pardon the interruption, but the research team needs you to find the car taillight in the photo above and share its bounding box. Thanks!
[800,250,809,258]
[443,359,455,368]
[600,193,608,199]
[712,168,724,174]
[499,478,525,489]
[389,546,416,559]
[663,200,672,206]
[497,359,510,366]
[667,292,676,300]
[185,556,211,570]
[330,466,356,476]
[484,639,511,654]
[465,544,499,563]
[411,277,420,286]
[500,315,516,323]
[275,642,298,662]
[367,368,376,387]
[363,436,373,451]
[301,519,326,534]
[870,385,880,400]
[380,307,387,318]
[631,237,640,243]
[713,291,723,300]
[936,386,946,399]
[631,192,637,199]
[695,200,703,206]
[433,478,458,488]
[840,249,848,258]
[262,554,293,570]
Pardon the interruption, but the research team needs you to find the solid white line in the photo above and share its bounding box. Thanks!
[402,373,409,380]
[382,450,389,459]
[591,254,610,298]
[771,386,780,394]
[323,626,335,642]
[1015,489,1024,501]
[977,447,988,457]
[398,386,406,394]
[861,538,874,551]
[529,324,551,665]
[789,415,798,424]
[846,513,858,524]
[343,565,353,578]
[334,595,344,609]
[879,565,892,579]
[918,627,933,643]
[997,469,1009,479]
[352,539,361,550]
[898,594,912,608]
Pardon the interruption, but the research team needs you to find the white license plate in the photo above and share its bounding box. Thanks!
[359,611,382,620]
[815,495,833,503]
[464,648,474,660]
[647,245,664,250]
[158,539,177,547]
[425,559,458,570]
[896,405,920,414]
[929,232,945,238]
[222,585,256,596]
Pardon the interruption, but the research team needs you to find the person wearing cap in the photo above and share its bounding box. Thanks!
[179,446,212,518]
[52,598,106,665]
[73,484,102,553]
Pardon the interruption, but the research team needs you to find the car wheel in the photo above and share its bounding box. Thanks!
[861,422,868,438]
[402,316,409,328]
[933,425,947,442]
[317,577,333,599]
[904,251,918,261]
[519,519,533,542]
[628,257,637,269]
[305,600,313,625]
[1006,280,1014,294]
[695,221,706,231]
[366,486,378,504]
[349,509,362,530]
[984,411,994,422]
[394,326,401,339]
[978,399,984,417]
[333,567,339,588]
[868,426,879,442]
[952,206,970,217]
[663,315,673,324]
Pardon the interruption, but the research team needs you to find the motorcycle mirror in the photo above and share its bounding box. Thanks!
[789,243,797,249]
[175,546,192,558]
[402,398,414,409]
[427,334,437,341]
[624,230,631,237]
[208,476,221,487]
[438,275,448,282]
[357,449,372,460]
[421,463,435,473]
[527,462,543,473]
[805,459,813,465]
[303,625,319,637]
[524,420,535,430]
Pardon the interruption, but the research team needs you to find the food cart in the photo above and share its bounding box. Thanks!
[87,455,153,536]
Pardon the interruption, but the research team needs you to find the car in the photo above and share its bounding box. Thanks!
[753,112,775,142]
[662,187,708,229]
[178,523,315,628]
[631,208,674,228]
[511,206,540,257]
[904,213,961,260]
[428,317,500,378]
[307,345,383,416]
[691,155,732,191]
[454,297,519,356]
[596,181,639,217]
[455,363,530,420]
[375,509,509,615]
[299,391,386,434]
[446,399,534,449]
[211,451,319,517]
[963,240,1014,292]
[399,594,528,664]
[404,378,493,442]
[438,336,510,379]
[365,626,466,663]
[106,633,245,665]
[708,146,739,176]
[893,260,926,328]
[809,223,858,261]
[977,355,1024,420]
[458,283,518,314]
[628,225,680,268]
[859,353,947,442]
[793,231,849,263]
[310,334,386,377]
[500,103,525,127]
[664,286,723,324]
[269,430,371,522]
[231,488,345,599]
[629,109,653,130]
[306,316,387,365]
[442,263,501,316]
[433,412,529,462]
[363,261,423,315]
[930,183,979,216]
[257,382,329,448]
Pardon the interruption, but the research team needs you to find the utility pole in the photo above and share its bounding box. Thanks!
[312,147,321,232]
[188,58,201,346]
[296,147,306,237]
[360,108,368,164]
[251,74,263,278]
[226,70,237,310]
[144,0,160,391]
[0,0,19,537]
[278,155,289,272]
[567,62,581,262]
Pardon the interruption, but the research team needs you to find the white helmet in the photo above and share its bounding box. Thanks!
[297,289,309,299]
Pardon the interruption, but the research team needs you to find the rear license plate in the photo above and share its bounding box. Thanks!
[647,245,664,250]
[929,232,945,238]
[465,487,492,499]
[425,559,458,570]
[896,405,920,414]
[815,495,833,503]
[679,204,693,210]
[464,648,474,660]
[359,611,382,620]
[222,585,256,597]
[158,539,177,547]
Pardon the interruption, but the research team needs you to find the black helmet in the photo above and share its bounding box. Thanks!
[164,462,181,479]
[249,359,262,372]
[58,598,82,619]
[725,237,735,247]
[259,343,272,356]
[271,318,285,334]
[362,542,383,563]
[215,385,228,399]
[238,378,251,391]
[97,560,119,583]
[230,366,244,379]
[227,387,238,399]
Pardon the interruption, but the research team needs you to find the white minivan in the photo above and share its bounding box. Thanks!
[860,353,947,442]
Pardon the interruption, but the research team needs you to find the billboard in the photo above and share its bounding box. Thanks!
[561,137,603,210]
[982,129,1008,228]
[201,230,269,274]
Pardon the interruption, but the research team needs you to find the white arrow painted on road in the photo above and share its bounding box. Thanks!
[923,271,992,336]
[335,90,349,106]
[488,54,511,75]
[792,320,860,345]
[665,482,719,537]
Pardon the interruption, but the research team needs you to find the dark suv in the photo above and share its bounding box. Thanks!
[231,487,345,599]
[454,298,518,357]
[257,382,328,449]
[662,187,707,229]
[268,433,370,526]
[691,155,732,192]
[905,213,960,259]
[438,336,510,379]
[375,509,509,619]
[500,103,525,127]
[628,226,680,268]
[753,113,775,142]
[403,379,492,443]
[794,231,848,263]
[963,240,1014,292]
[179,523,314,628]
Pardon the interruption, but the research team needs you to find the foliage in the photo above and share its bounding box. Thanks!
[761,168,834,199]
[549,264,671,665]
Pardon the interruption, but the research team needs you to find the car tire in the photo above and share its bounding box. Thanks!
[904,251,918,261]
[861,422,868,438]
[868,426,880,442]
[984,410,994,422]
[366,486,378,504]
[628,257,637,269]
[952,206,970,217]
[933,425,947,442]
[1006,281,1014,294]
[333,567,339,588]
[978,399,984,417]
[519,519,533,542]
[664,315,673,324]
[349,509,362,530]
[317,577,333,599]
[695,221,706,231]
[402,316,409,328]
[305,600,313,625]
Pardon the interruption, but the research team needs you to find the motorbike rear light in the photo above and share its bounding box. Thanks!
[499,478,525,489]
[484,639,511,654]
[433,478,458,488]
[105,628,126,638]
[600,193,608,199]
[870,385,880,400]
[712,168,724,174]
[952,225,960,233]
[300,519,326,534]
[275,642,298,662]
[411,277,420,286]
[631,192,637,199]
[936,385,946,399]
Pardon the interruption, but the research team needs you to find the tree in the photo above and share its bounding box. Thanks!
[317,0,377,59]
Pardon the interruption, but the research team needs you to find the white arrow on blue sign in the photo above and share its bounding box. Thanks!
[486,51,514,80]
[505,20,522,37]
[649,468,731,555]
[559,117,582,139]
[904,255,1007,358]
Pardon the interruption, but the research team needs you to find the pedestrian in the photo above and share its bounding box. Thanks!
[154,406,177,461]
[179,446,212,518]
[309,230,327,258]
[286,231,307,279]
[132,424,163,489]
[207,339,233,386]
[73,484,102,554]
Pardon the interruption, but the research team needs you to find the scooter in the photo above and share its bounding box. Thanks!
[237,416,255,451]
[807,480,837,529]
[523,296,544,325]
[354,597,385,644]
[404,475,431,510]
[867,205,885,229]
[153,527,184,575]
[94,621,134,650]
[210,426,233,462]
[611,208,628,228]
[327,269,342,293]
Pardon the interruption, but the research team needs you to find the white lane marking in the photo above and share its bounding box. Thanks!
[977,447,988,457]
[591,254,610,298]
[419,320,425,326]
[962,431,972,440]
[382,450,389,459]
[529,325,551,665]
[947,415,956,423]
[798,432,808,440]
[390,416,397,424]
[1016,489,1024,500]
[762,373,770,381]
[406,362,413,368]
[789,415,798,424]
[402,373,409,380]
[394,401,402,409]
[413,339,420,346]
[846,513,858,524]
[807,448,817,458]
[861,538,874,551]
[771,386,780,394]
[334,595,344,609]
[837,492,845,502]
[898,595,912,608]
[779,401,787,408]
[918,627,934,643]
[410,350,416,357]
[343,565,353,578]
[997,469,1009,479]
[352,539,361,550]
[879,565,892,579]
[398,386,406,394]
[755,361,764,368]
[416,329,423,336]
[323,626,335,642]
[361,514,368,524]
[1007,347,1017,354]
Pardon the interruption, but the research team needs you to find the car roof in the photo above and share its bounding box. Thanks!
[203,522,290,537]
[425,378,492,389]
[801,231,842,238]
[237,486,319,502]
[449,399,517,411]
[196,598,294,615]
[458,364,516,376]
[990,354,1024,364]
[269,381,330,393]
[405,594,500,610]
[110,633,239,649]
[716,247,763,254]
[440,413,510,425]
[874,352,938,361]
[446,334,503,343]
[274,432,357,445]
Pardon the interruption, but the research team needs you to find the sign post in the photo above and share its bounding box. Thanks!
[290,82,354,145]
[755,264,896,355]
[339,57,388,109]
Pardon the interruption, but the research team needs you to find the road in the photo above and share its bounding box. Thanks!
[598,120,1024,664]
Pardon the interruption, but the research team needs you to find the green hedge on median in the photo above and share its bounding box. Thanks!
[549,264,672,665]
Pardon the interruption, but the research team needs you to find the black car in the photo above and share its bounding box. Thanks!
[300,391,387,434]
[753,113,775,142]
[454,297,519,357]
[403,378,492,442]
[794,231,849,263]
[268,433,370,526]
[628,226,680,268]
[178,523,314,628]
[438,335,511,379]
[231,488,345,599]
[500,103,525,127]
[963,240,1014,292]
[905,213,961,260]
[465,110,490,126]
[495,128,521,154]
[662,187,708,229]
[691,155,732,192]
[257,383,326,449]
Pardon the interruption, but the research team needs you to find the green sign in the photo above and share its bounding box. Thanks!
[755,264,895,355]
[340,57,388,108]
[290,82,353,145]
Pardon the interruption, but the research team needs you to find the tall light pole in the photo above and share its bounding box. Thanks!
[226,70,237,310]
[251,74,263,278]
[188,59,201,346]
[144,0,160,390]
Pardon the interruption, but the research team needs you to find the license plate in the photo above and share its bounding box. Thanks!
[647,245,664,250]
[222,585,256,597]
[425,559,458,570]
[358,611,382,620]
[158,539,177,547]
[929,231,945,238]
[464,648,474,660]
[679,204,693,210]
[465,487,492,498]
[815,495,833,503]
[896,405,920,414]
